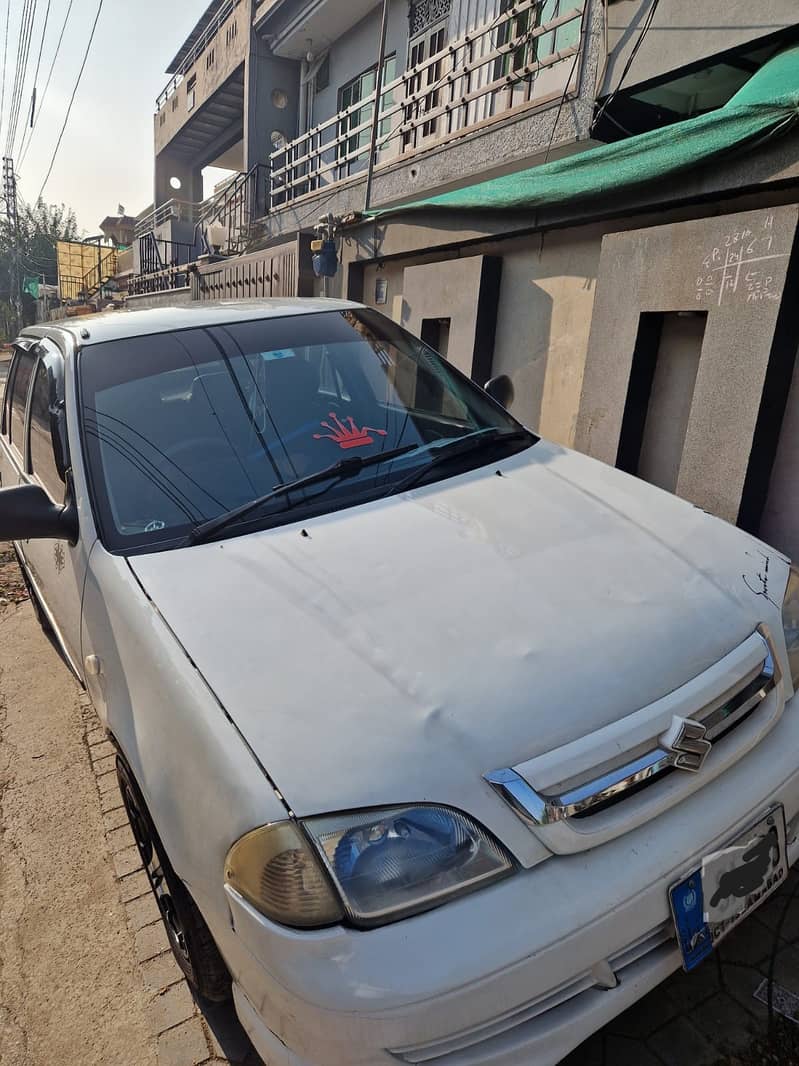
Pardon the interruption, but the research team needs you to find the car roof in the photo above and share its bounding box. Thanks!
[22,298,362,348]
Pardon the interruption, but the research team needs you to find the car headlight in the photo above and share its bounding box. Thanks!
[305,805,513,927]
[782,563,799,690]
[225,806,513,930]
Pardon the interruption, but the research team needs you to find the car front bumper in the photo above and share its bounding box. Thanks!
[221,695,799,1066]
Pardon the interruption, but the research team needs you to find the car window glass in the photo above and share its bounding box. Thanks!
[80,311,527,550]
[29,358,66,504]
[9,347,37,450]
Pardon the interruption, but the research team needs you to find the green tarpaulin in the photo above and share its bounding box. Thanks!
[22,277,40,299]
[367,44,799,219]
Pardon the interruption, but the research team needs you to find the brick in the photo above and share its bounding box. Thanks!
[135,921,170,963]
[118,868,150,903]
[140,951,184,994]
[663,957,720,1011]
[150,981,196,1036]
[107,824,136,854]
[90,740,116,764]
[722,962,771,1023]
[157,1018,209,1066]
[602,1035,661,1066]
[93,753,117,777]
[96,770,119,795]
[762,943,799,998]
[100,789,125,814]
[753,890,799,944]
[719,915,774,967]
[86,727,107,747]
[113,845,142,880]
[103,806,131,834]
[688,991,758,1055]
[610,985,682,1041]
[125,892,161,932]
[647,1016,717,1066]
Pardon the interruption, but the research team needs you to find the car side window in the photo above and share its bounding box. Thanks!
[28,356,67,504]
[9,347,37,453]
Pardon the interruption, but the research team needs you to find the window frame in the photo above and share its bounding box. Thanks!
[26,342,69,503]
[6,340,40,464]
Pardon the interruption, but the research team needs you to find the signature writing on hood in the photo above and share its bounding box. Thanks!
[742,550,779,608]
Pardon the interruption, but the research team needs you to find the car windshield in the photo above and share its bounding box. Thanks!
[79,308,534,552]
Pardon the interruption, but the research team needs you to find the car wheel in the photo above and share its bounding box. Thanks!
[116,756,232,1002]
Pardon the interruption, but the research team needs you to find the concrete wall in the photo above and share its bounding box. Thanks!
[604,0,798,94]
[154,1,251,155]
[575,205,799,525]
[761,343,799,561]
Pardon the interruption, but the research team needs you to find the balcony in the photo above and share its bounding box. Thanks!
[268,0,584,212]
[154,0,249,158]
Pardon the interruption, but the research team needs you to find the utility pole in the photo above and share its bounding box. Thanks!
[364,0,390,214]
[2,157,21,330]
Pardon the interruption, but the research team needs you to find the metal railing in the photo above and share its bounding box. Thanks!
[129,266,192,296]
[156,0,240,111]
[270,0,583,209]
[135,199,204,238]
[138,233,197,276]
[200,163,269,253]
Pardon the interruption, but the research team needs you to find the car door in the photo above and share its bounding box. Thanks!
[15,339,89,677]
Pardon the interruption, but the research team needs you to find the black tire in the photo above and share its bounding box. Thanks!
[116,756,232,1002]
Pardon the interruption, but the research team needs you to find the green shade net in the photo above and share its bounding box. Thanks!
[367,44,799,219]
[22,277,40,299]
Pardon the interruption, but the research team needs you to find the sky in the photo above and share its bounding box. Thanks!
[1,0,210,233]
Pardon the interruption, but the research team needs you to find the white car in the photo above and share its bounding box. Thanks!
[2,300,799,1066]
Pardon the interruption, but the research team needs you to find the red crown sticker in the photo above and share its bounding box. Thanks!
[313,412,388,450]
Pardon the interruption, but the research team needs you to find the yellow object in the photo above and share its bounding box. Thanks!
[57,241,118,301]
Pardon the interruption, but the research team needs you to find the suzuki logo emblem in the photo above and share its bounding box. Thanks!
[660,716,712,773]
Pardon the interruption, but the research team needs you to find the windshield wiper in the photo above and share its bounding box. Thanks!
[189,444,418,545]
[386,428,534,497]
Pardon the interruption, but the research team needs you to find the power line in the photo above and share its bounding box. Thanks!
[19,0,75,168]
[592,0,661,133]
[0,0,10,148]
[6,0,37,157]
[36,0,105,202]
[24,0,53,131]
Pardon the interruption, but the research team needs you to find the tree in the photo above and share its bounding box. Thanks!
[0,197,79,339]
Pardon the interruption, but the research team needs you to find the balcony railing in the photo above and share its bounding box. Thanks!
[269,0,584,210]
[135,199,205,238]
[155,0,240,112]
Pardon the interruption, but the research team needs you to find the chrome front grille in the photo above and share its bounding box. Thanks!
[486,626,781,834]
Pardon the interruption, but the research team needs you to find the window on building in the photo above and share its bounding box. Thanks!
[337,55,396,175]
[8,346,36,452]
[225,21,237,47]
[28,357,66,504]
[206,47,216,70]
[172,96,178,112]
[315,54,330,94]
[186,75,196,112]
[403,24,448,150]
[159,111,166,127]
[495,0,574,80]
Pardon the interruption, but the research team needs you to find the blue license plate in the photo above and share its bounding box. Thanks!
[669,806,787,972]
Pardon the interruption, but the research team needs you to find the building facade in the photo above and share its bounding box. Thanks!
[132,0,799,560]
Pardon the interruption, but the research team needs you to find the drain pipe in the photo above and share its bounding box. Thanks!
[364,0,390,214]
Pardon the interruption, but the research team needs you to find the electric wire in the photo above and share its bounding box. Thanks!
[35,0,104,201]
[23,0,52,135]
[592,0,661,133]
[0,0,11,150]
[7,0,37,158]
[19,0,74,168]
[4,0,32,155]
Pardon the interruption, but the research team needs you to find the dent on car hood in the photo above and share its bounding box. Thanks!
[129,441,784,825]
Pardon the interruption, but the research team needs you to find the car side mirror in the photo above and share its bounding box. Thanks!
[484,374,514,409]
[0,484,78,543]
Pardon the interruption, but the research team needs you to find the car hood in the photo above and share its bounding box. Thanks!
[129,441,787,840]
